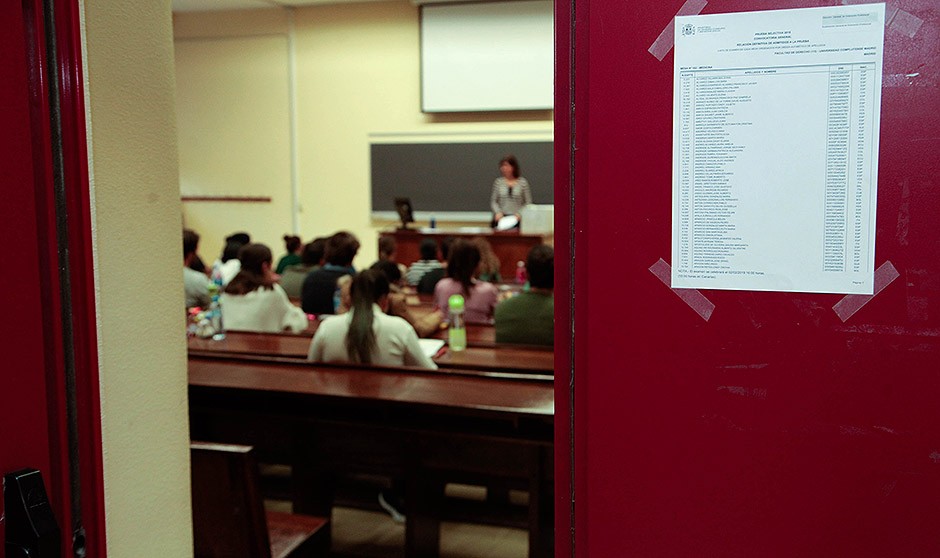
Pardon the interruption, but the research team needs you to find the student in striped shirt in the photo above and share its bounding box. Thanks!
[405,238,443,286]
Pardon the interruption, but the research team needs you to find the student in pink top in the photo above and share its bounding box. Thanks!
[433,239,499,324]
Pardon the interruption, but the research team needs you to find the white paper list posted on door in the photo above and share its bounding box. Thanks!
[672,4,884,294]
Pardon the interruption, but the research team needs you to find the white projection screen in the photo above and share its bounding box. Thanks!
[420,0,553,113]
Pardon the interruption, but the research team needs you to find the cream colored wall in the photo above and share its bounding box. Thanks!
[175,32,294,258]
[83,1,192,556]
[174,1,552,267]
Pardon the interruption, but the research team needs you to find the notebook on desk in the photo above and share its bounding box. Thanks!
[418,338,446,357]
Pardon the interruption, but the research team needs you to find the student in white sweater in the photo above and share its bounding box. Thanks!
[221,243,309,333]
[308,269,436,369]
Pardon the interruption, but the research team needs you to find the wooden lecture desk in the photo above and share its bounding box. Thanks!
[188,330,553,375]
[381,229,545,280]
[188,355,554,558]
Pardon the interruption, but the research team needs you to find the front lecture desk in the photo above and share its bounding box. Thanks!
[188,355,554,558]
[382,229,545,280]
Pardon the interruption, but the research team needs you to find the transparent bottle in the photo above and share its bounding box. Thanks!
[447,294,466,351]
[207,283,225,341]
[515,260,527,284]
[333,285,342,313]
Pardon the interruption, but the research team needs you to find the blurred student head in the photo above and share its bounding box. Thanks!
[378,236,397,262]
[446,239,481,296]
[526,245,554,290]
[183,229,199,263]
[224,243,274,295]
[325,231,360,267]
[301,237,328,266]
[440,236,456,262]
[370,259,403,286]
[419,238,438,261]
[221,232,251,263]
[283,235,302,254]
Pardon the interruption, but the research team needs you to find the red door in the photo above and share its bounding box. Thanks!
[1,1,105,555]
[557,1,940,555]
[1,0,66,542]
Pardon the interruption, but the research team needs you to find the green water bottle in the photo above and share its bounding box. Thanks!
[447,294,466,351]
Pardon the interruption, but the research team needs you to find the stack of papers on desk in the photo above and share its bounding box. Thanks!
[418,338,446,357]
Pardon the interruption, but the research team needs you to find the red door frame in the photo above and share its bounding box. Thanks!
[5,0,107,555]
[553,0,574,555]
[1,0,64,543]
[49,0,109,552]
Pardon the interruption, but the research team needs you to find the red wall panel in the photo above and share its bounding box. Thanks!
[558,1,940,555]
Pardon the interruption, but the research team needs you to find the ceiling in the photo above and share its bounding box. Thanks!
[171,0,385,12]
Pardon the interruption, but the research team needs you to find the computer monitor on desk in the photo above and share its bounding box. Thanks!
[520,204,554,235]
[394,197,414,230]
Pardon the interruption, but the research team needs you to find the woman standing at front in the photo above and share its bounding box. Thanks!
[490,154,532,228]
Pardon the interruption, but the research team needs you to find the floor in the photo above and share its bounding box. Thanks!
[265,484,529,558]
[329,506,528,558]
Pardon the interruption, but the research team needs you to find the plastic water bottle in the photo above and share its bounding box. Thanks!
[515,260,527,284]
[333,285,342,313]
[207,283,225,341]
[211,261,223,288]
[430,216,437,229]
[447,294,466,351]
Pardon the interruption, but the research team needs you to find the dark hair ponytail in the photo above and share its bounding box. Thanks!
[284,235,302,253]
[345,269,390,364]
[446,239,481,298]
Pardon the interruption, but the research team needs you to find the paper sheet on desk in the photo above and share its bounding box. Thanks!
[419,338,446,357]
[495,215,519,231]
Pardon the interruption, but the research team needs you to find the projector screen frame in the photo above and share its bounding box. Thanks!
[419,0,554,113]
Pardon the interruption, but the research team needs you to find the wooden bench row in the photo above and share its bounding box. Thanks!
[188,354,554,558]
[191,441,329,558]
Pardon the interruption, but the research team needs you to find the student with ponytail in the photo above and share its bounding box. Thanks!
[307,269,436,369]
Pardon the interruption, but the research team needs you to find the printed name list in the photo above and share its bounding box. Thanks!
[672,4,884,294]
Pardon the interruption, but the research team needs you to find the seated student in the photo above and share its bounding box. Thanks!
[183,229,211,309]
[433,239,499,324]
[370,260,443,338]
[221,243,308,333]
[473,237,501,283]
[279,237,326,299]
[417,236,454,294]
[495,245,554,346]
[301,231,359,315]
[214,232,250,286]
[188,253,208,276]
[378,236,408,278]
[275,235,303,274]
[405,238,443,286]
[307,269,436,369]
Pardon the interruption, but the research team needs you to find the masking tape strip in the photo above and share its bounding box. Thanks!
[842,0,924,38]
[649,258,716,321]
[889,8,924,39]
[648,0,708,61]
[832,261,900,322]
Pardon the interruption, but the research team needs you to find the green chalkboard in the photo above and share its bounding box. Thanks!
[370,141,553,217]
